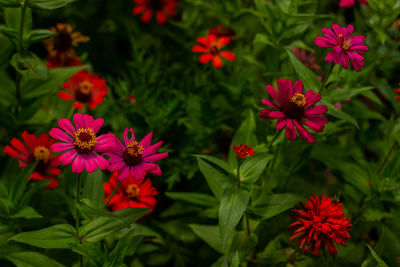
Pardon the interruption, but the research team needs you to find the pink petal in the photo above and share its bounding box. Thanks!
[285,119,297,140]
[131,166,145,180]
[315,37,335,48]
[123,128,135,146]
[304,90,322,108]
[321,28,337,42]
[302,115,328,133]
[92,153,108,170]
[82,153,97,173]
[118,166,130,182]
[72,154,85,173]
[143,152,168,162]
[139,132,153,149]
[143,141,163,157]
[52,142,74,152]
[108,160,126,172]
[305,105,328,116]
[59,150,77,165]
[294,121,315,143]
[49,128,73,143]
[95,133,118,153]
[148,165,162,176]
[73,113,85,129]
[277,79,293,103]
[261,99,279,110]
[58,118,75,136]
[276,118,287,130]
[266,85,282,105]
[92,118,104,134]
[259,109,285,119]
[294,80,304,94]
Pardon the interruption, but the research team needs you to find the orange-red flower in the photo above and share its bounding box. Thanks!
[394,83,400,105]
[192,34,236,68]
[289,195,351,257]
[43,23,89,68]
[104,172,157,214]
[59,70,108,110]
[3,131,61,189]
[132,0,178,25]
[232,144,254,158]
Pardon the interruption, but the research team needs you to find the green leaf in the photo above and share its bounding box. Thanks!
[328,86,375,103]
[83,169,105,208]
[228,232,258,262]
[70,243,105,267]
[0,25,19,47]
[0,0,20,7]
[26,29,56,45]
[211,255,228,267]
[321,99,359,129]
[5,251,65,267]
[240,153,272,184]
[22,65,86,99]
[254,33,276,47]
[28,0,77,9]
[11,206,42,219]
[80,208,149,243]
[286,48,321,92]
[106,230,143,267]
[189,224,223,253]
[366,244,389,267]
[251,193,303,220]
[165,192,218,207]
[219,188,250,249]
[230,251,240,267]
[9,224,76,249]
[196,158,235,200]
[10,52,48,79]
[77,198,120,219]
[10,161,38,204]
[194,154,234,175]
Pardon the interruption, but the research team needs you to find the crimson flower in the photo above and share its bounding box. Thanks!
[339,0,368,8]
[106,128,168,181]
[292,47,321,71]
[259,79,328,143]
[104,172,157,214]
[192,34,235,68]
[394,83,400,105]
[132,0,178,25]
[232,144,254,158]
[315,24,368,72]
[209,25,236,39]
[59,70,108,110]
[289,194,352,257]
[49,114,114,173]
[3,131,61,189]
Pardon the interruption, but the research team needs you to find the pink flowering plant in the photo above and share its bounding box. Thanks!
[1,0,400,266]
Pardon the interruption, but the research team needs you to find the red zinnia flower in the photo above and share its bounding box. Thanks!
[315,24,368,72]
[339,0,368,8]
[106,128,168,181]
[59,70,108,110]
[3,131,61,189]
[192,34,236,68]
[292,47,321,71]
[43,23,89,68]
[209,25,236,39]
[289,194,352,257]
[132,0,178,25]
[394,83,400,105]
[259,79,328,143]
[104,172,157,214]
[49,114,115,173]
[232,144,254,158]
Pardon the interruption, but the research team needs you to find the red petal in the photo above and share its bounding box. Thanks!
[58,91,75,100]
[212,56,223,68]
[219,51,235,61]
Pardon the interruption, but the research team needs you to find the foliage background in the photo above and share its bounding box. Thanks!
[1,0,400,266]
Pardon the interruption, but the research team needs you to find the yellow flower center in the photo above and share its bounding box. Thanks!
[78,80,93,95]
[125,184,140,198]
[123,141,144,166]
[33,146,50,162]
[74,128,97,153]
[337,34,352,50]
[290,93,306,107]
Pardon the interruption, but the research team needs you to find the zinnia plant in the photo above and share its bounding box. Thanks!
[259,79,328,143]
[132,0,178,24]
[59,70,108,110]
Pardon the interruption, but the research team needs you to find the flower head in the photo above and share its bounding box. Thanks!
[394,83,400,105]
[232,144,254,158]
[132,0,178,25]
[43,23,89,68]
[192,34,236,68]
[292,47,321,71]
[3,131,61,189]
[315,24,368,72]
[209,25,236,39]
[260,79,328,143]
[49,114,114,173]
[59,70,108,110]
[104,172,157,214]
[107,128,168,182]
[289,194,351,257]
[339,0,368,8]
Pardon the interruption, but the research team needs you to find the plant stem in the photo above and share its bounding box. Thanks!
[15,3,27,101]
[269,144,280,173]
[267,131,280,149]
[377,141,397,175]
[75,173,83,267]
[105,181,121,206]
[236,160,241,188]
[245,211,250,235]
[318,62,334,92]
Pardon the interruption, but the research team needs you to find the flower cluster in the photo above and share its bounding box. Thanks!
[232,144,254,158]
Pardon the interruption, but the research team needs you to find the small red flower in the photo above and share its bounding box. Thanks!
[289,194,351,257]
[209,25,236,39]
[192,34,236,68]
[339,0,368,8]
[59,70,108,110]
[394,83,400,105]
[132,0,178,25]
[292,47,321,71]
[232,144,254,158]
[3,131,61,189]
[104,172,157,215]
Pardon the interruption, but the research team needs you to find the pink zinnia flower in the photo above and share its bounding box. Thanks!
[107,128,168,182]
[259,79,328,143]
[49,114,114,173]
[339,0,368,8]
[315,24,368,72]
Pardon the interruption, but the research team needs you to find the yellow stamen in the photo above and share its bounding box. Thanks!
[33,146,50,162]
[79,80,93,95]
[126,141,144,157]
[74,128,97,152]
[125,184,140,198]
[290,93,307,107]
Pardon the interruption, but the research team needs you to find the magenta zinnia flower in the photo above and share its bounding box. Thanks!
[315,24,368,72]
[107,128,168,181]
[259,79,328,143]
[49,114,114,173]
[339,0,368,8]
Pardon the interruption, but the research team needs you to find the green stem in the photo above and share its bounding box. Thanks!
[269,144,280,173]
[267,131,280,149]
[105,181,121,206]
[245,211,250,236]
[377,141,397,175]
[318,62,334,92]
[236,161,241,188]
[75,173,83,267]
